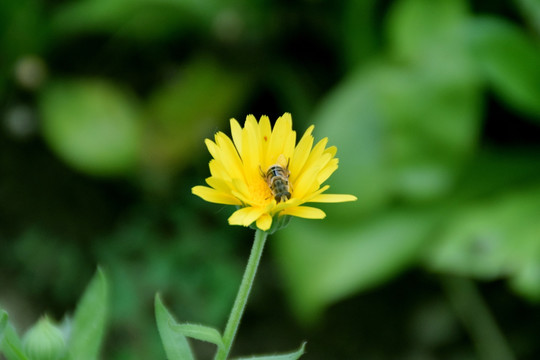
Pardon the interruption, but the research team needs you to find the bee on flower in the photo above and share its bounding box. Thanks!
[262,154,291,204]
[192,113,357,232]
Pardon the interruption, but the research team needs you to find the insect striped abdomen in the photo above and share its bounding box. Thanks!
[265,164,291,203]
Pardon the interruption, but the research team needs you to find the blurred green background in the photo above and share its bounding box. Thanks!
[2,0,540,358]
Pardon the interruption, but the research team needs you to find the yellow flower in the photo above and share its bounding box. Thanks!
[192,113,357,231]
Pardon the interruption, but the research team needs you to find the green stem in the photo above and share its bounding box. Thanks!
[214,229,268,360]
[442,276,516,360]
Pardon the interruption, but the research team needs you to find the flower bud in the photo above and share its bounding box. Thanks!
[23,316,66,360]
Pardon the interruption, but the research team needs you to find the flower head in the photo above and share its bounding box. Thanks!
[192,113,357,232]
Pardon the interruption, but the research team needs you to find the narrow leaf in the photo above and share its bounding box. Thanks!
[155,294,195,360]
[169,322,224,350]
[233,342,306,360]
[0,310,7,341]
[68,268,108,360]
[0,317,29,360]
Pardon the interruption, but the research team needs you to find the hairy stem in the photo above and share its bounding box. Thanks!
[215,229,268,360]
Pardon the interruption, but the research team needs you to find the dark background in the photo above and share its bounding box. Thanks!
[2,0,540,359]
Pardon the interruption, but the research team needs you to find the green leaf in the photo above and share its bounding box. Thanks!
[142,58,250,174]
[154,295,195,360]
[425,184,540,299]
[0,310,7,341]
[311,61,481,216]
[50,0,222,40]
[309,66,391,220]
[39,79,142,176]
[467,16,540,118]
[68,268,108,360]
[168,322,224,350]
[515,0,540,41]
[385,0,468,62]
[274,208,437,322]
[0,317,29,360]
[233,342,306,360]
[508,223,540,301]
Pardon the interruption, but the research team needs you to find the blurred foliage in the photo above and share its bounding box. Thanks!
[1,0,540,359]
[1,269,108,360]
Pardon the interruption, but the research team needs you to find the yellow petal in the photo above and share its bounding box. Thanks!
[281,206,326,219]
[228,206,265,227]
[215,132,244,180]
[309,193,358,203]
[256,213,273,231]
[292,165,320,200]
[303,184,330,202]
[192,186,241,205]
[231,190,252,205]
[259,115,272,143]
[209,159,230,180]
[230,118,243,155]
[282,129,296,162]
[289,125,314,183]
[205,176,231,192]
[245,114,259,129]
[293,153,332,199]
[317,158,339,184]
[265,113,292,167]
[241,118,262,180]
[302,137,328,172]
[259,115,272,163]
[272,197,302,214]
[324,145,337,158]
[205,138,219,160]
[232,178,251,202]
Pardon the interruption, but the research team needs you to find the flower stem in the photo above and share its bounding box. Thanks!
[214,229,268,360]
[442,275,516,360]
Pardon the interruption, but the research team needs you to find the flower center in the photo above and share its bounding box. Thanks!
[248,176,273,206]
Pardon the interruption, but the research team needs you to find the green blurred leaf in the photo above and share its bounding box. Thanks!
[425,184,540,298]
[310,66,390,219]
[0,320,29,360]
[447,149,540,202]
[467,16,540,118]
[233,342,306,360]
[311,61,481,217]
[274,208,438,322]
[386,0,468,62]
[40,79,142,176]
[169,323,224,350]
[68,268,108,360]
[424,149,540,302]
[509,225,540,301]
[0,310,7,341]
[155,295,195,360]
[142,58,250,172]
[313,0,480,211]
[516,0,540,37]
[50,0,222,40]
[374,65,482,201]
